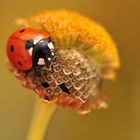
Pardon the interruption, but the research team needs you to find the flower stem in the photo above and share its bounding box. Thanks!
[27,98,57,140]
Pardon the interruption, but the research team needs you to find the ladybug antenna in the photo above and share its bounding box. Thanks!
[25,39,34,49]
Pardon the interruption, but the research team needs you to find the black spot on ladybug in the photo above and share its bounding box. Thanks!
[10,45,14,52]
[41,82,49,88]
[19,29,25,33]
[17,61,22,66]
[25,39,34,49]
[34,67,42,76]
[59,83,70,94]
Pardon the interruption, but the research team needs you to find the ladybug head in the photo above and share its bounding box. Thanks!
[7,28,51,71]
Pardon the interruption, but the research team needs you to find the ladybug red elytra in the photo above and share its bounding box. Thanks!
[7,28,55,71]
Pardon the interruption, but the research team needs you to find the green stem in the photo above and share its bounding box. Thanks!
[27,98,57,140]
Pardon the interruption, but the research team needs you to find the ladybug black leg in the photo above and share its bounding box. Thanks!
[33,66,42,76]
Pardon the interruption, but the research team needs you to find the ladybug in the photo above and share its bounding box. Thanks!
[7,28,55,71]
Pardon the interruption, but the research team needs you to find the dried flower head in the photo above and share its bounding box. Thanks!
[8,9,120,114]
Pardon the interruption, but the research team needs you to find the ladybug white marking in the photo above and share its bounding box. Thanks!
[51,52,55,56]
[28,47,33,55]
[47,57,52,61]
[38,58,45,65]
[48,42,54,49]
[33,35,44,45]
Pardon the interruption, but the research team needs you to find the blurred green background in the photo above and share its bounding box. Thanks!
[0,0,140,140]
